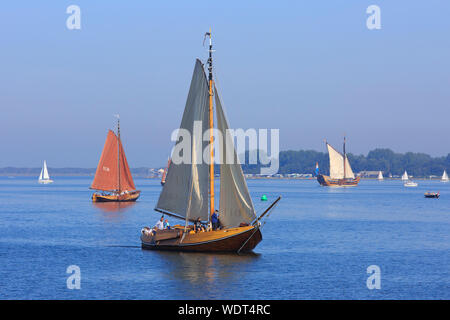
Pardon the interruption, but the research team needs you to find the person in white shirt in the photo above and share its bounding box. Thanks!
[155,216,164,230]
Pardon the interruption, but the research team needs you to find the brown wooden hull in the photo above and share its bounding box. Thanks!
[92,190,140,202]
[141,225,262,253]
[317,174,360,187]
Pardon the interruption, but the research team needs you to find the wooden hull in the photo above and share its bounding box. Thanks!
[424,193,439,198]
[92,190,140,202]
[317,174,360,187]
[141,225,262,253]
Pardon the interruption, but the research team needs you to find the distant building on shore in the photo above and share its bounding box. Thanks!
[359,171,384,178]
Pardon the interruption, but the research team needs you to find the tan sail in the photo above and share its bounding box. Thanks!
[155,59,210,222]
[215,85,257,228]
[327,143,344,179]
[344,155,355,179]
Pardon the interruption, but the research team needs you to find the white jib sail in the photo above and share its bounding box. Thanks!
[43,160,50,180]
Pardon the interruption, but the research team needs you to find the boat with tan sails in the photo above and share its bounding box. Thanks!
[317,137,360,187]
[140,31,281,253]
[91,116,140,202]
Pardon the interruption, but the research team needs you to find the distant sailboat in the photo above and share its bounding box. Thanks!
[91,116,140,202]
[442,170,449,182]
[160,158,171,186]
[38,160,53,184]
[377,171,383,181]
[401,171,409,181]
[317,137,360,187]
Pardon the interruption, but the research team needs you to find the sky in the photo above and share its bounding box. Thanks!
[0,1,449,167]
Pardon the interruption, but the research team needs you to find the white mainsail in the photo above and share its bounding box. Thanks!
[377,171,383,180]
[327,143,355,179]
[327,143,344,179]
[215,85,257,228]
[442,170,449,182]
[401,171,408,181]
[155,60,210,222]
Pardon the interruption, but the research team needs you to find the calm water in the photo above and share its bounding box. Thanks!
[1,177,449,299]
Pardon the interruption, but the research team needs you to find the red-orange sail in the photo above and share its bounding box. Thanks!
[117,136,136,191]
[161,158,171,185]
[91,130,136,192]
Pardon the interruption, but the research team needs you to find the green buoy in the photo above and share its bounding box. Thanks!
[261,194,268,201]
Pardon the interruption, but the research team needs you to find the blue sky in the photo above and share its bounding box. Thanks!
[0,1,449,167]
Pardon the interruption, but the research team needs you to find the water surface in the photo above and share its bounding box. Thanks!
[1,177,449,299]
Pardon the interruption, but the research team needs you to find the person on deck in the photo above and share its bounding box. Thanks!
[211,210,220,230]
[164,219,171,230]
[194,217,203,232]
[155,216,164,230]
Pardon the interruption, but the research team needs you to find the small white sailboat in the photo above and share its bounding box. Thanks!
[401,171,409,181]
[404,181,418,187]
[38,160,54,184]
[442,170,449,182]
[377,171,383,181]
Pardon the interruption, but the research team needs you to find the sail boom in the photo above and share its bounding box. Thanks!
[154,208,207,223]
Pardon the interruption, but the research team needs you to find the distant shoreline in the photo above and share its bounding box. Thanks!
[0,174,444,181]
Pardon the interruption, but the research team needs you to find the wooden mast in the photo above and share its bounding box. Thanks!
[116,115,121,194]
[343,136,346,179]
[206,29,215,219]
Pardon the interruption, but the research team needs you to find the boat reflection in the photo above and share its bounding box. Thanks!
[93,201,136,214]
[144,251,260,298]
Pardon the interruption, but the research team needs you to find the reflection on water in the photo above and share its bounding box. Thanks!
[93,201,136,212]
[144,250,260,298]
[92,202,136,220]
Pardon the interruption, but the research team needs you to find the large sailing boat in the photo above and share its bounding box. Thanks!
[38,160,53,184]
[91,116,140,202]
[141,31,280,253]
[442,170,449,182]
[317,138,360,187]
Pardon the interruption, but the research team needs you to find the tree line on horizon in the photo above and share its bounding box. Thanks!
[242,148,450,177]
[1,148,449,178]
